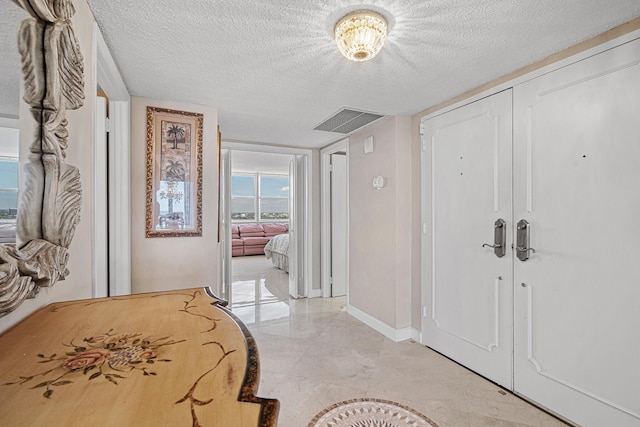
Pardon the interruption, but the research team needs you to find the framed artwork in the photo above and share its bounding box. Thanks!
[145,107,203,237]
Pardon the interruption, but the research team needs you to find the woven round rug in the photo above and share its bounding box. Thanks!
[307,398,439,427]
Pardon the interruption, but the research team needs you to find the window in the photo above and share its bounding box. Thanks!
[231,173,289,222]
[0,159,18,222]
[231,174,256,220]
[259,175,289,220]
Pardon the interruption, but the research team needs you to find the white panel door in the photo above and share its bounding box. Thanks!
[219,149,231,302]
[330,153,347,297]
[289,155,306,298]
[423,90,513,388]
[513,38,640,426]
[93,96,108,298]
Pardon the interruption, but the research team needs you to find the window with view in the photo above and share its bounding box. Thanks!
[231,173,289,222]
[259,175,289,221]
[0,126,19,224]
[231,174,256,220]
[0,159,18,222]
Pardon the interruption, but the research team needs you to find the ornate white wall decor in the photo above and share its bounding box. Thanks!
[0,0,84,316]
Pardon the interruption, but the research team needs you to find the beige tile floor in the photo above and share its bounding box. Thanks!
[230,255,568,427]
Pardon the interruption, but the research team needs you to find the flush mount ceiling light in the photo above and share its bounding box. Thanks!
[334,10,388,62]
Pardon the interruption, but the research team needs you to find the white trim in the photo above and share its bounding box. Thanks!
[0,117,19,129]
[96,26,129,100]
[420,132,431,346]
[219,149,232,301]
[108,101,131,296]
[320,138,349,299]
[94,23,131,297]
[347,304,413,342]
[223,141,312,156]
[411,328,423,343]
[93,95,108,299]
[221,141,314,297]
[420,30,640,123]
[308,289,321,298]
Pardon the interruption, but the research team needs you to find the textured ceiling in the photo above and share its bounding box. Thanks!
[3,2,640,149]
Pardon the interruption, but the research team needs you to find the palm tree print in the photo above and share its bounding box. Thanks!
[165,160,186,182]
[166,124,185,150]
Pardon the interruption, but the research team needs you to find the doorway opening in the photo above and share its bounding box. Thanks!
[320,138,349,299]
[230,150,292,313]
[219,141,313,323]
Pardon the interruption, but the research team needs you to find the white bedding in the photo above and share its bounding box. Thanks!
[264,233,289,272]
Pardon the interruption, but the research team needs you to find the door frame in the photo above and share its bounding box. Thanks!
[218,149,232,302]
[320,138,349,299]
[93,23,131,298]
[221,141,314,298]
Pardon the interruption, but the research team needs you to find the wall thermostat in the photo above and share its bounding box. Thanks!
[373,176,385,190]
[364,136,374,154]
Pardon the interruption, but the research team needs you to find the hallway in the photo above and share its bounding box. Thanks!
[229,256,567,427]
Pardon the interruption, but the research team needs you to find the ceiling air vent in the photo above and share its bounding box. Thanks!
[313,108,384,134]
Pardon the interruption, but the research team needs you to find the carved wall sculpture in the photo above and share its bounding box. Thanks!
[0,0,84,317]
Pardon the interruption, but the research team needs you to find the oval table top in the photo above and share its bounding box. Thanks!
[0,288,278,426]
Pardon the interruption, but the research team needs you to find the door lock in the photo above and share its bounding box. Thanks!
[516,219,536,261]
[482,219,506,257]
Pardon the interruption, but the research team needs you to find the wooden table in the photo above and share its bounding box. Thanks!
[0,288,279,426]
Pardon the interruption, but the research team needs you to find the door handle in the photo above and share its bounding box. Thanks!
[516,219,535,261]
[482,219,506,257]
[516,247,536,254]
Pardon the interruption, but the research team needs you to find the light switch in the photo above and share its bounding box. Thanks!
[364,136,374,154]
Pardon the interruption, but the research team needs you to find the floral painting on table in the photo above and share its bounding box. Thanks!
[2,329,184,399]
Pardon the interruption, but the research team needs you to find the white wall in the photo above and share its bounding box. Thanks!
[130,97,219,294]
[0,0,96,333]
[231,150,291,174]
[348,116,413,329]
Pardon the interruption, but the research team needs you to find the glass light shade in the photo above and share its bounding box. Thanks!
[334,11,387,62]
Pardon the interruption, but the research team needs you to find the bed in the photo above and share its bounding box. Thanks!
[264,233,289,272]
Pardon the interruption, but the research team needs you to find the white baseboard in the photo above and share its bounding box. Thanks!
[308,289,322,298]
[346,304,413,342]
[411,328,422,343]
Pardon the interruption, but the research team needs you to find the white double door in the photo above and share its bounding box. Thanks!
[423,38,640,426]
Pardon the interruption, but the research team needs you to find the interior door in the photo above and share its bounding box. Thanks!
[288,155,306,298]
[330,153,347,297]
[219,149,232,303]
[512,38,640,427]
[423,90,513,388]
[94,95,109,298]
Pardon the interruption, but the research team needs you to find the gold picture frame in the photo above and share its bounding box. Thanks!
[146,107,203,237]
